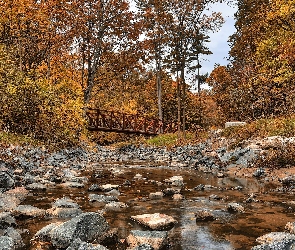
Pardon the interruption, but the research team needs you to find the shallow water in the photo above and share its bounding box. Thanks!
[20,163,295,250]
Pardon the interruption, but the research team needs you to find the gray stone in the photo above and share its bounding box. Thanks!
[89,194,118,203]
[52,197,80,208]
[26,183,47,191]
[49,212,109,248]
[195,209,215,222]
[149,192,164,200]
[252,232,295,250]
[0,213,16,229]
[66,238,108,250]
[46,207,82,218]
[34,222,62,242]
[227,203,245,213]
[0,236,14,250]
[164,176,183,186]
[12,205,45,218]
[0,171,14,189]
[1,227,24,248]
[126,230,168,250]
[104,202,128,211]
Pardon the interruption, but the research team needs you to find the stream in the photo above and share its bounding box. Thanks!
[17,161,295,250]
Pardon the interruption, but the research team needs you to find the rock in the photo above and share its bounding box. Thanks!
[0,171,14,189]
[35,212,110,248]
[26,183,47,191]
[0,236,14,250]
[66,238,108,250]
[225,122,246,128]
[126,230,168,250]
[252,232,295,249]
[281,176,295,186]
[162,188,181,196]
[105,189,121,196]
[0,213,16,229]
[46,207,82,218]
[164,176,183,186]
[88,184,102,192]
[172,194,183,200]
[105,202,128,211]
[227,203,245,213]
[253,168,265,178]
[195,209,215,222]
[285,222,295,234]
[1,227,24,248]
[209,194,221,200]
[131,213,177,230]
[133,243,154,250]
[100,184,119,192]
[149,192,164,200]
[60,182,84,188]
[34,222,62,242]
[194,184,205,191]
[12,205,46,218]
[52,197,80,209]
[89,194,118,204]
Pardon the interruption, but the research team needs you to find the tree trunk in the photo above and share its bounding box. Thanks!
[181,63,186,139]
[177,70,181,138]
[156,60,163,133]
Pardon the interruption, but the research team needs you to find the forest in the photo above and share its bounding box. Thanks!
[0,0,294,147]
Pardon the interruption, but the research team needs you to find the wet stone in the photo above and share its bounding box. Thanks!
[66,238,108,250]
[12,205,46,218]
[0,236,14,250]
[36,212,110,249]
[0,212,16,229]
[227,203,245,213]
[104,202,128,211]
[52,197,80,209]
[26,183,47,191]
[0,171,14,189]
[149,192,164,200]
[131,213,177,230]
[162,188,181,196]
[1,227,24,248]
[252,232,295,250]
[89,194,118,204]
[100,184,119,192]
[195,209,215,222]
[126,230,168,250]
[164,176,184,186]
[173,194,183,201]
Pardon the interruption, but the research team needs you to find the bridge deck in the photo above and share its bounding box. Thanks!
[86,108,163,135]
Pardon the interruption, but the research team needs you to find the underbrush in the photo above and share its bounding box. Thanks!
[222,116,295,146]
[0,131,42,147]
[255,142,295,169]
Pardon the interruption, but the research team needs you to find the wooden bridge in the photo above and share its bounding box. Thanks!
[86,108,168,135]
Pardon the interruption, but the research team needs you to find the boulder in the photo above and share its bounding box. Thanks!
[35,212,110,248]
[131,213,177,230]
[227,203,245,213]
[149,192,164,200]
[164,176,183,186]
[195,209,215,222]
[1,227,24,248]
[252,232,295,250]
[0,236,14,250]
[12,205,45,218]
[89,194,118,204]
[126,230,168,250]
[105,202,128,211]
[66,238,108,250]
[0,171,14,189]
[0,213,16,229]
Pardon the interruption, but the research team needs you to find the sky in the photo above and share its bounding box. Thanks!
[199,2,238,76]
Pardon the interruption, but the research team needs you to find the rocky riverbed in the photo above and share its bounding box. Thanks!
[1,135,295,249]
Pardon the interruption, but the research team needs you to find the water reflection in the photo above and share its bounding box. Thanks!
[21,163,295,250]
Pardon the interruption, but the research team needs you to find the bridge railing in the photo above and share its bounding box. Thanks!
[86,108,164,135]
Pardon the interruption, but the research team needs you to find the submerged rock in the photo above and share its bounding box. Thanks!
[12,205,46,218]
[66,238,108,250]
